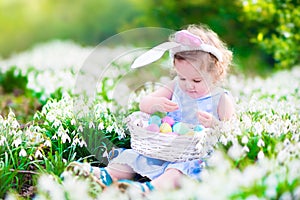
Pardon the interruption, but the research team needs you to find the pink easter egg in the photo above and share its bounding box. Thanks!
[161,116,175,126]
[146,124,160,132]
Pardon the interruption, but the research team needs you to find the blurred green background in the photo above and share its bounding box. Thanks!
[1,0,299,74]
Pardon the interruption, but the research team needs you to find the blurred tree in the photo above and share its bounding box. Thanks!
[123,0,272,74]
[0,0,140,57]
[1,0,291,73]
[238,0,300,69]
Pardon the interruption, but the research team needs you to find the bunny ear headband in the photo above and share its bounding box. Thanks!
[131,30,223,69]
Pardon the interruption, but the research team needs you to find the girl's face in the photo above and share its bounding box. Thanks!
[174,58,214,99]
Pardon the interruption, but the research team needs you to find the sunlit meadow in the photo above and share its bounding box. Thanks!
[1,41,299,200]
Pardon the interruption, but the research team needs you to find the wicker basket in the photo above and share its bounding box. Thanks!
[126,111,211,162]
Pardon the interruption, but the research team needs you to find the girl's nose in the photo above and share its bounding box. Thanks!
[186,81,194,89]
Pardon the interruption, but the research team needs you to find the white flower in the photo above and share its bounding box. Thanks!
[107,125,114,133]
[12,137,22,148]
[35,149,43,158]
[44,140,52,147]
[0,136,6,146]
[37,174,65,200]
[265,188,277,199]
[219,135,228,145]
[242,135,249,144]
[52,119,61,128]
[89,121,95,129]
[77,125,83,132]
[19,148,27,157]
[228,143,243,160]
[98,122,104,130]
[71,118,76,126]
[293,186,300,199]
[62,174,91,200]
[52,134,58,140]
[79,139,87,148]
[242,145,250,152]
[257,150,264,160]
[61,133,71,143]
[11,120,20,129]
[257,138,265,147]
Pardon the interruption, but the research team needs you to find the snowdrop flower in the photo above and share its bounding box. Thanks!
[107,125,114,133]
[98,122,104,130]
[257,150,265,160]
[61,133,71,143]
[220,135,227,146]
[12,137,22,148]
[265,188,277,199]
[77,125,83,132]
[79,139,87,148]
[89,121,95,129]
[242,145,250,152]
[35,149,43,158]
[254,122,263,135]
[44,139,51,147]
[52,134,58,140]
[293,186,300,199]
[228,143,244,160]
[257,138,265,147]
[62,174,92,200]
[0,136,6,146]
[36,174,65,200]
[19,148,27,157]
[241,135,249,144]
[71,118,76,126]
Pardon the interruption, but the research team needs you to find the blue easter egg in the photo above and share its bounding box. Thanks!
[194,125,204,132]
[172,122,190,135]
[148,115,162,126]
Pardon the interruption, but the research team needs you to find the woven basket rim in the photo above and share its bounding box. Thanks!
[126,111,210,162]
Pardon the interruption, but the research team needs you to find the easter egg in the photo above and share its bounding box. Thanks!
[194,125,204,132]
[160,123,173,133]
[162,116,175,126]
[172,122,190,135]
[186,131,195,136]
[148,115,161,126]
[146,124,160,132]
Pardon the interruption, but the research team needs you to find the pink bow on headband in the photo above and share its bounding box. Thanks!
[174,30,204,47]
[131,30,222,69]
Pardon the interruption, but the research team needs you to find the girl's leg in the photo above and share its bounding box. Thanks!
[150,168,183,191]
[115,168,183,194]
[92,163,135,180]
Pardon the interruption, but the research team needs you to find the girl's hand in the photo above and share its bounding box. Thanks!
[140,96,179,113]
[197,110,219,128]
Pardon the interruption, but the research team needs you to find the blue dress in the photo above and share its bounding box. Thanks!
[110,81,228,180]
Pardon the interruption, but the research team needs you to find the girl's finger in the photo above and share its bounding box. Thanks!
[164,104,179,112]
[197,110,211,119]
[164,99,178,106]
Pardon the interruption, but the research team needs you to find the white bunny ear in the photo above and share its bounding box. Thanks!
[131,42,180,68]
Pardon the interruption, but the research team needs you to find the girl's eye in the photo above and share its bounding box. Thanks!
[194,80,201,83]
[180,78,186,81]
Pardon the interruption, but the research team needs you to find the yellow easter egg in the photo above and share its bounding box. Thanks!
[186,131,195,136]
[160,123,172,133]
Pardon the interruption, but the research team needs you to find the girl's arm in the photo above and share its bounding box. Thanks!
[139,80,178,114]
[197,93,235,128]
[217,93,235,121]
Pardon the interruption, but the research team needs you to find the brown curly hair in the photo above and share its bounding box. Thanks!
[170,24,233,83]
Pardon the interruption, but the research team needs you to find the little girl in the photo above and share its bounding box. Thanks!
[66,24,235,194]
